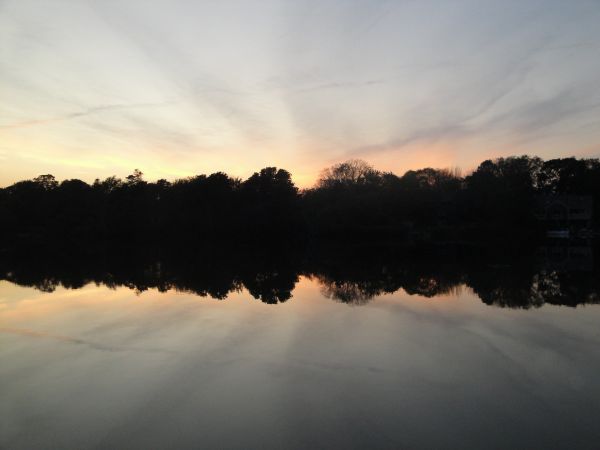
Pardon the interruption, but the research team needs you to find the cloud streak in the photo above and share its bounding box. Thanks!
[0,102,174,130]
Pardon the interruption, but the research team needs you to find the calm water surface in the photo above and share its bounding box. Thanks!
[2,275,600,449]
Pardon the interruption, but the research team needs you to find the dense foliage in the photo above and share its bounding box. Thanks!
[1,155,599,242]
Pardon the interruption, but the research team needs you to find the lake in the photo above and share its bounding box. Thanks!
[2,243,600,449]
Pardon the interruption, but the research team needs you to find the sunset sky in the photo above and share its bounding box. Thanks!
[2,0,600,187]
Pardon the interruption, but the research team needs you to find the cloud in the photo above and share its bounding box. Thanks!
[0,102,174,130]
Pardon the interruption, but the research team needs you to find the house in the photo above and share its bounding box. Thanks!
[534,195,593,237]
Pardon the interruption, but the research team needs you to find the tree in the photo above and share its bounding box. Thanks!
[33,174,58,190]
[126,169,145,185]
[243,167,297,197]
[317,159,380,188]
[93,176,123,194]
[241,168,299,235]
[464,156,543,228]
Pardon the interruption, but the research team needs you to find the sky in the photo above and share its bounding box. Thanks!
[1,0,600,187]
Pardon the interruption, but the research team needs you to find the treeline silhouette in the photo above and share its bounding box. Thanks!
[1,242,599,309]
[1,155,599,242]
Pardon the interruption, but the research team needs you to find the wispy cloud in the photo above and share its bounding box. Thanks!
[0,102,174,130]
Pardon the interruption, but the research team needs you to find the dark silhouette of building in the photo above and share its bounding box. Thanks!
[535,195,593,237]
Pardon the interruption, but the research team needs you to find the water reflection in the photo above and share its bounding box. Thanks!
[1,242,599,308]
[3,243,600,449]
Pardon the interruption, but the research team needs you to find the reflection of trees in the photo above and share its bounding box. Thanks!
[0,245,300,305]
[309,259,403,305]
[318,278,387,305]
[243,270,298,304]
[468,267,541,309]
[1,244,600,309]
[314,266,464,305]
[532,271,600,307]
[245,277,294,304]
[402,274,463,298]
[468,265,600,309]
[34,278,60,293]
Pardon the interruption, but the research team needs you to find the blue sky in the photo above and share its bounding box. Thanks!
[1,0,600,186]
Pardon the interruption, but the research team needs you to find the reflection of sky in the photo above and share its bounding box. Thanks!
[2,278,600,449]
[1,1,600,187]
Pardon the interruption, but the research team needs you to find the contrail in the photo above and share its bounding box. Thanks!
[0,101,174,130]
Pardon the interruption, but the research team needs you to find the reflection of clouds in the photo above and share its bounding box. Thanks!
[0,327,179,355]
[2,274,600,449]
[289,357,386,374]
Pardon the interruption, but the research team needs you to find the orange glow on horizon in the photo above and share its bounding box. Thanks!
[2,133,598,189]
